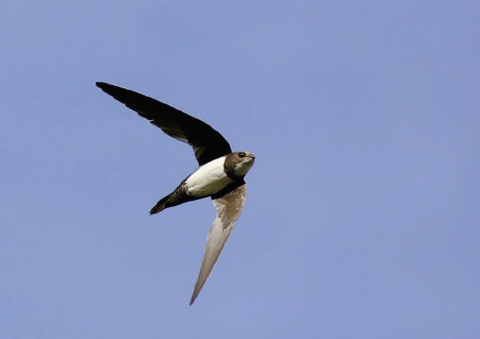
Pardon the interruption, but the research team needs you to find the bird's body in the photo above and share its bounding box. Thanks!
[149,152,254,215]
[185,156,234,197]
[96,82,255,305]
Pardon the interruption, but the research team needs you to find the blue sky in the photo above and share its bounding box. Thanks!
[1,1,479,338]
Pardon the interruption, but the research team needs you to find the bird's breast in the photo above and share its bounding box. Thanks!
[185,157,232,197]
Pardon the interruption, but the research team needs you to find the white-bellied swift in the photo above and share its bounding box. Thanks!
[96,82,255,305]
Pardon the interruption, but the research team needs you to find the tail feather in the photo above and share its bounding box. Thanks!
[149,195,170,215]
[149,183,199,215]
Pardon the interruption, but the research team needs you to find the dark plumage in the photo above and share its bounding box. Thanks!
[96,82,255,305]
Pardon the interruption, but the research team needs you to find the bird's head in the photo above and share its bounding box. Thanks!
[225,151,255,177]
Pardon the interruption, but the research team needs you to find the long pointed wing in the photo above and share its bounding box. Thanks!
[96,82,232,165]
[189,183,247,305]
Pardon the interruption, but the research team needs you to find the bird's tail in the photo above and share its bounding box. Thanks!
[149,183,198,215]
[149,195,170,215]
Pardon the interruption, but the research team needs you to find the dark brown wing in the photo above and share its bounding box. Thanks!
[189,182,247,305]
[96,82,232,165]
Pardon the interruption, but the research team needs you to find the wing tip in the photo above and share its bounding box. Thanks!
[96,82,115,95]
[95,81,107,88]
[189,279,202,306]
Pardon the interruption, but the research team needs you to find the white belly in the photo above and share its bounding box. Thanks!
[185,157,233,196]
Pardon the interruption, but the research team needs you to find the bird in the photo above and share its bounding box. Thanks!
[96,82,255,305]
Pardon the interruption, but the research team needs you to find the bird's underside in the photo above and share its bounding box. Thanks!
[96,82,255,305]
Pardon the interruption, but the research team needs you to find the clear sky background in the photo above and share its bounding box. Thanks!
[1,1,479,338]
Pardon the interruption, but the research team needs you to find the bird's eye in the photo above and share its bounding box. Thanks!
[239,152,246,158]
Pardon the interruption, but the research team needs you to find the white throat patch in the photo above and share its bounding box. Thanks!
[234,158,254,176]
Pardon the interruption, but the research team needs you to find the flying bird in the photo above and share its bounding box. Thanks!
[96,82,255,305]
